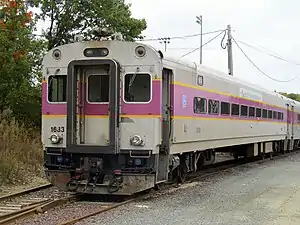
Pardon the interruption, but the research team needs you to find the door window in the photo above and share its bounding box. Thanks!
[87,75,109,102]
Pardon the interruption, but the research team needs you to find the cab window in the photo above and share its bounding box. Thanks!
[48,75,67,102]
[124,73,151,102]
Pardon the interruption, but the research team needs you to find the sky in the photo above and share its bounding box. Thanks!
[35,0,300,93]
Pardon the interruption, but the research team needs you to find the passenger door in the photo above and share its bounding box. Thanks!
[156,68,173,182]
[66,60,120,154]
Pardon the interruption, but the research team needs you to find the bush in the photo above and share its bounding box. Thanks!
[0,112,44,185]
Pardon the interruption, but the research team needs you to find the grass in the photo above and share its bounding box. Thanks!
[0,112,44,185]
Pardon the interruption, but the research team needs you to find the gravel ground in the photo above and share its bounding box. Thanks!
[0,177,49,198]
[0,186,71,205]
[12,201,113,225]
[73,152,300,225]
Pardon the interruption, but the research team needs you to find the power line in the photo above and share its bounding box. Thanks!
[136,29,226,42]
[236,39,300,66]
[180,30,226,58]
[232,36,299,83]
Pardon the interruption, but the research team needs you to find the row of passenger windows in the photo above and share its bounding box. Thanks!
[194,97,284,120]
[48,74,151,103]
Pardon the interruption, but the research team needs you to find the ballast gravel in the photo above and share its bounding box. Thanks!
[74,153,300,225]
[11,201,111,225]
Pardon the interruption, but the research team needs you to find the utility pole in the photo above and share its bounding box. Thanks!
[196,15,203,64]
[159,37,170,52]
[227,24,233,76]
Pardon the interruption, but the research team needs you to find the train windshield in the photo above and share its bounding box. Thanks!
[124,73,151,103]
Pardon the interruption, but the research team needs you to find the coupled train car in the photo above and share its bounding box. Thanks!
[42,35,300,195]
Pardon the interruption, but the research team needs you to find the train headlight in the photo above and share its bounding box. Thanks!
[135,46,146,58]
[84,48,109,57]
[49,133,61,144]
[52,49,61,60]
[130,135,144,146]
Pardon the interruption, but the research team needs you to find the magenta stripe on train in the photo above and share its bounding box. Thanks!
[42,81,293,122]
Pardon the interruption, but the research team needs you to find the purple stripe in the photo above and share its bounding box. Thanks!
[172,84,288,122]
[42,80,292,123]
[42,81,161,115]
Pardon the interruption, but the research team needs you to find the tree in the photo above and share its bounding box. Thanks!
[279,92,300,102]
[0,0,45,126]
[37,0,147,50]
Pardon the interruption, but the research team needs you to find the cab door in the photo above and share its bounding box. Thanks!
[66,60,120,154]
[78,69,110,146]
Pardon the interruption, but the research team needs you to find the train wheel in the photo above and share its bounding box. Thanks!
[178,164,188,183]
[261,152,265,160]
[210,151,216,164]
[233,151,239,160]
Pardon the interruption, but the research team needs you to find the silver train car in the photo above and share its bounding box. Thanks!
[42,38,300,195]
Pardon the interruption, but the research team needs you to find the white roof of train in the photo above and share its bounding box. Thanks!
[158,48,300,106]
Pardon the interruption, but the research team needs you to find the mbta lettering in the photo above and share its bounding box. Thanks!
[50,126,64,133]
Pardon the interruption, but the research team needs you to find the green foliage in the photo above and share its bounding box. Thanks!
[37,0,147,50]
[279,92,300,102]
[0,0,46,127]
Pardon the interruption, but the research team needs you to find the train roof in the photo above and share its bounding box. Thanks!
[159,49,300,106]
[45,39,300,106]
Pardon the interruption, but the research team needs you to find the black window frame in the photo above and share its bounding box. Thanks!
[123,73,152,103]
[208,99,220,115]
[273,111,278,120]
[193,97,207,114]
[87,74,110,103]
[47,75,67,103]
[262,109,268,118]
[249,107,255,117]
[231,103,240,116]
[240,105,248,117]
[268,110,272,119]
[221,102,230,115]
[256,108,262,118]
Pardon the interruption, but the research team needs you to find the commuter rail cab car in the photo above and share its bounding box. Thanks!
[42,34,300,195]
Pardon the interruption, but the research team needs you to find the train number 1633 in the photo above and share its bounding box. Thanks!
[50,126,65,133]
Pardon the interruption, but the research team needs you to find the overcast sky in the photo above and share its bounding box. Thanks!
[35,0,300,93]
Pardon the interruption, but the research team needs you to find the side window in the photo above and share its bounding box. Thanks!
[231,103,239,116]
[241,105,248,117]
[194,97,207,114]
[268,110,272,119]
[196,75,203,86]
[277,112,281,120]
[297,114,300,122]
[124,73,151,102]
[208,99,219,114]
[87,75,109,102]
[262,109,268,118]
[256,108,262,117]
[249,107,255,117]
[48,75,67,102]
[273,111,278,120]
[221,102,230,115]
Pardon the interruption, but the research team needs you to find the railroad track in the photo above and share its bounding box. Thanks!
[0,183,81,225]
[0,193,81,225]
[0,184,52,202]
[2,149,299,225]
